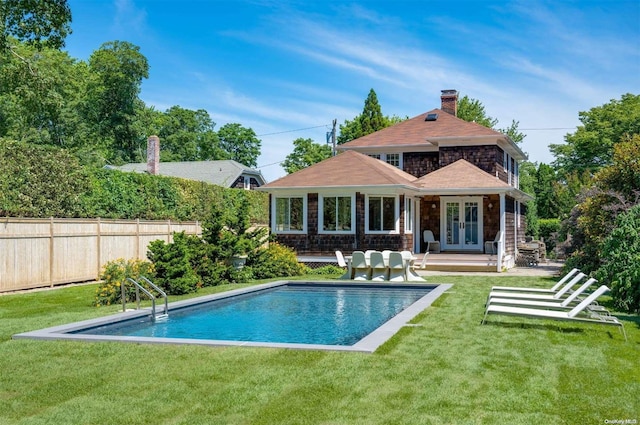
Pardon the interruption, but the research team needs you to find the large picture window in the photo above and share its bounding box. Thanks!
[321,196,353,232]
[367,195,398,233]
[274,196,305,232]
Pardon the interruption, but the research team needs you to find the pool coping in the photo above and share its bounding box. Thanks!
[13,281,452,353]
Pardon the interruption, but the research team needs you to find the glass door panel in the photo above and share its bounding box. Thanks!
[441,197,483,251]
[464,201,479,246]
[445,202,460,246]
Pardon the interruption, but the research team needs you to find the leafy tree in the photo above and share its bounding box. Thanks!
[596,204,640,313]
[563,136,640,275]
[535,163,559,219]
[86,41,149,162]
[281,137,331,174]
[217,123,261,167]
[550,93,640,176]
[517,161,539,237]
[457,95,526,145]
[499,119,525,144]
[156,106,220,161]
[456,95,498,128]
[1,0,72,53]
[337,89,404,144]
[0,40,90,147]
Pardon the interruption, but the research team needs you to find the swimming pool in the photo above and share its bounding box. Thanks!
[14,281,451,352]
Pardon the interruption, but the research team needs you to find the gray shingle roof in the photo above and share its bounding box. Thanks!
[109,160,266,187]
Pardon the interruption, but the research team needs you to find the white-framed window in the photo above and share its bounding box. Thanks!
[366,195,399,233]
[367,153,402,169]
[273,196,306,233]
[243,176,251,190]
[404,197,413,233]
[319,195,355,234]
[514,161,519,189]
[385,153,400,167]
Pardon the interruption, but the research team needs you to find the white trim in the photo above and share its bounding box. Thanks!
[440,196,484,251]
[271,195,307,234]
[365,194,400,234]
[404,197,414,234]
[318,194,356,235]
[365,152,403,169]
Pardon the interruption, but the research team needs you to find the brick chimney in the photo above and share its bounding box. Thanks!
[440,89,458,116]
[147,135,160,175]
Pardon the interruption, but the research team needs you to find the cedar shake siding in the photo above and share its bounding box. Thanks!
[438,146,504,181]
[403,152,439,178]
[271,192,413,255]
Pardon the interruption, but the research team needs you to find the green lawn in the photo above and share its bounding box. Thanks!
[0,275,638,425]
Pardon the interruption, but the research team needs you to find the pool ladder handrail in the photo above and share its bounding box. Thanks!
[122,277,168,321]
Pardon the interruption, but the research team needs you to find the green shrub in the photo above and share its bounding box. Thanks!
[147,233,200,295]
[310,265,345,276]
[94,258,155,306]
[0,139,90,217]
[246,243,308,279]
[538,218,561,255]
[596,204,640,313]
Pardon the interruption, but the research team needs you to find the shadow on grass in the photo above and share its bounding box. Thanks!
[481,319,586,334]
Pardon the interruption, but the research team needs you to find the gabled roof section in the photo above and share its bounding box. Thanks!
[414,159,508,189]
[338,109,527,160]
[414,159,533,201]
[339,109,499,147]
[109,160,266,187]
[260,150,418,190]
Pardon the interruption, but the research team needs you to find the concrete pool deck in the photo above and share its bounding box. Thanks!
[13,281,452,353]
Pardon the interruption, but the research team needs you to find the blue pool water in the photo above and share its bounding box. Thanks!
[74,283,434,346]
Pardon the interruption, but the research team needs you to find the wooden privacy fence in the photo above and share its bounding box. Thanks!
[0,217,201,293]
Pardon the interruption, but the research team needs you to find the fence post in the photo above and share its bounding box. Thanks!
[136,218,140,259]
[49,217,54,287]
[97,217,101,279]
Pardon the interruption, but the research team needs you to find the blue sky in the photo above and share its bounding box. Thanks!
[65,0,640,182]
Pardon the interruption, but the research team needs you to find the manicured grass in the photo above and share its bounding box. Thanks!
[0,275,638,424]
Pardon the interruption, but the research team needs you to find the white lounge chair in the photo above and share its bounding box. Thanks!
[369,251,387,281]
[351,251,369,280]
[487,272,586,302]
[482,285,627,341]
[335,250,351,280]
[491,268,580,293]
[423,230,440,253]
[487,278,605,312]
[387,252,406,282]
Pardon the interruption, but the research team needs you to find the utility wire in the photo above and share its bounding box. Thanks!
[519,127,576,131]
[257,124,329,137]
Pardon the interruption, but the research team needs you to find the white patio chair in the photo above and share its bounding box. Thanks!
[369,251,387,281]
[388,252,406,282]
[351,251,370,280]
[335,250,352,280]
[423,230,440,253]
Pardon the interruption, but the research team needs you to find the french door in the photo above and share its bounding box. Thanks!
[440,196,483,251]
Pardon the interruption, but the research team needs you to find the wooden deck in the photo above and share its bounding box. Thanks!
[298,252,504,273]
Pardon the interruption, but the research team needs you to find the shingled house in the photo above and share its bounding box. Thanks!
[258,90,531,269]
[109,136,266,189]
